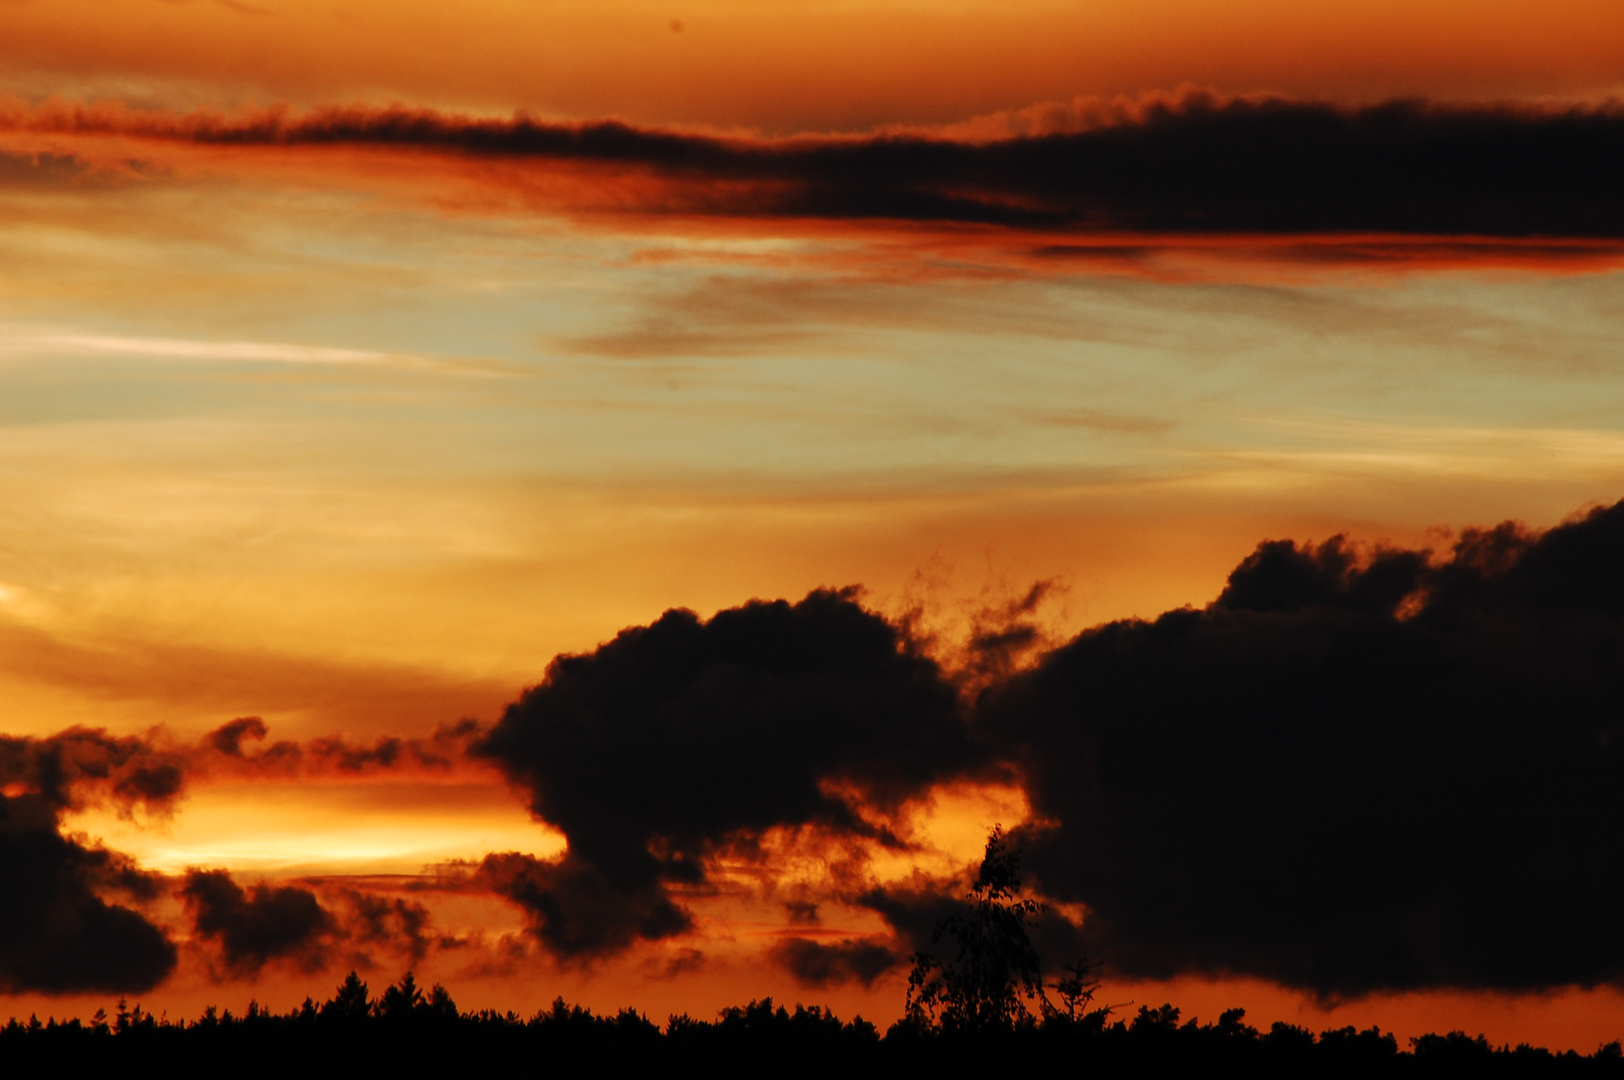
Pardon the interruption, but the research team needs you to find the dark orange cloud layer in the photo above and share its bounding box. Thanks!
[5,93,1624,275]
[8,94,1623,233]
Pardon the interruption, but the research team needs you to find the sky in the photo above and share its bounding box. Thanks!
[2,0,1624,1050]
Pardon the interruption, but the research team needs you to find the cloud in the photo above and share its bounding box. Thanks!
[0,327,495,373]
[2,715,484,796]
[981,498,1624,998]
[474,852,691,961]
[0,149,101,189]
[649,946,707,980]
[339,890,433,966]
[181,870,439,977]
[12,498,1624,1000]
[770,936,900,988]
[0,731,179,994]
[8,93,1624,239]
[472,587,982,959]
[0,727,186,816]
[852,877,966,958]
[0,720,475,991]
[31,333,389,365]
[197,715,484,780]
[181,869,333,976]
[0,796,177,994]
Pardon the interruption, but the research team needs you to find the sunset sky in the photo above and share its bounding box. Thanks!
[3,0,1624,1051]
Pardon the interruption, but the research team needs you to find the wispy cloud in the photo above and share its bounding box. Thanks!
[37,332,388,365]
[0,326,507,373]
[1233,417,1624,481]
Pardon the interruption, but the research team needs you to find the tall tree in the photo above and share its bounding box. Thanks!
[905,827,1048,1032]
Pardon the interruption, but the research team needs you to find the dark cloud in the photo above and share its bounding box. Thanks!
[472,587,979,958]
[208,716,267,756]
[181,871,442,977]
[199,716,482,779]
[0,718,477,989]
[0,731,180,994]
[853,879,964,958]
[182,870,334,976]
[981,499,1624,998]
[33,94,1624,235]
[0,717,478,992]
[648,946,707,980]
[770,937,900,988]
[0,718,478,990]
[785,900,821,926]
[0,718,482,808]
[960,581,1062,691]
[0,727,186,815]
[475,852,692,961]
[13,497,1624,1001]
[0,793,177,994]
[342,891,434,967]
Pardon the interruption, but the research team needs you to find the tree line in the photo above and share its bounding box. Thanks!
[3,974,1621,1079]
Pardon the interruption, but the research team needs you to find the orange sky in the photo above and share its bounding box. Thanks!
[3,0,1624,1053]
[3,0,1622,131]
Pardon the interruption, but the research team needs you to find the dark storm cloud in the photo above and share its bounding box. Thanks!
[180,871,438,977]
[29,94,1624,234]
[0,793,176,994]
[770,937,900,988]
[472,587,980,958]
[475,852,692,961]
[0,732,180,994]
[181,870,332,974]
[181,870,334,976]
[853,881,965,958]
[982,499,1624,998]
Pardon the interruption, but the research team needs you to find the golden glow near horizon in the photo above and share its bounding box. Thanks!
[64,779,567,876]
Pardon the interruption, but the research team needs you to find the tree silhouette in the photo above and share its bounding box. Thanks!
[905,826,1049,1033]
[1050,959,1101,1023]
[0,967,1620,1079]
[375,972,422,1022]
[320,972,369,1023]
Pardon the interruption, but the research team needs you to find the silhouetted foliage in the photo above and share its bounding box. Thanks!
[905,826,1051,1032]
[1,974,1620,1080]
[1049,958,1101,1022]
[320,970,369,1023]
